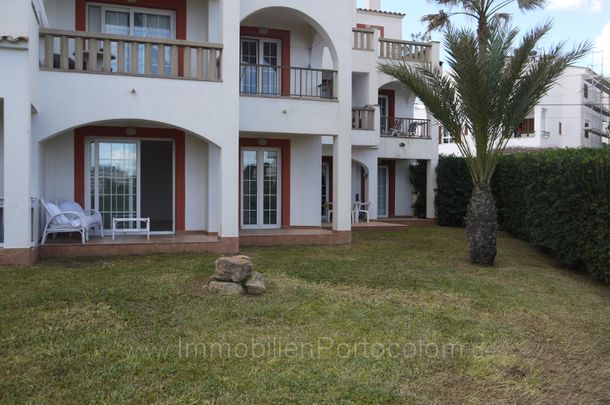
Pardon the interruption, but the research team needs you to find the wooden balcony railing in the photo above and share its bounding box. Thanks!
[240,63,337,99]
[352,28,375,51]
[39,28,223,81]
[380,117,430,138]
[352,107,375,130]
[378,39,431,63]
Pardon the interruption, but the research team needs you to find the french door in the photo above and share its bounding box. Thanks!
[240,38,281,95]
[379,95,389,133]
[87,139,174,233]
[378,166,389,218]
[321,162,330,218]
[87,4,174,74]
[241,148,281,229]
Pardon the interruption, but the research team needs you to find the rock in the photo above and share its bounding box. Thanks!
[243,271,266,295]
[213,255,253,282]
[208,281,244,296]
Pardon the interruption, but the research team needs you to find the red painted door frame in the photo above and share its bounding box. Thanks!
[74,126,186,231]
[379,159,396,217]
[240,26,291,97]
[322,156,333,204]
[379,89,396,121]
[75,0,187,74]
[239,139,291,228]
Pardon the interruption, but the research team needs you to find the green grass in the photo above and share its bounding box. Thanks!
[1,226,609,403]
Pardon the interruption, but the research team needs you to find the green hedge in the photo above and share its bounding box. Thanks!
[409,160,428,218]
[436,150,610,282]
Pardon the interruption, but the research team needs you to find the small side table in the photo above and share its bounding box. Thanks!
[112,217,150,240]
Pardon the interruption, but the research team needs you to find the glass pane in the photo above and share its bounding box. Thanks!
[241,40,258,94]
[263,151,278,225]
[261,42,279,95]
[88,6,102,33]
[378,167,388,217]
[94,142,138,229]
[242,150,258,226]
[134,13,172,75]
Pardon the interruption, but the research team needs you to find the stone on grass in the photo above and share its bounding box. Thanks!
[213,255,253,282]
[208,281,244,296]
[243,271,266,295]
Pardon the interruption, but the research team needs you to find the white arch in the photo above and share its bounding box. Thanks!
[240,5,339,70]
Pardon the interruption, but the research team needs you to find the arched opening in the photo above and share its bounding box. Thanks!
[378,80,429,138]
[239,7,339,99]
[38,119,222,239]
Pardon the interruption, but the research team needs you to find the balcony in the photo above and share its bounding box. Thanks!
[39,29,223,81]
[240,64,337,100]
[381,117,429,139]
[352,28,433,63]
[352,107,375,130]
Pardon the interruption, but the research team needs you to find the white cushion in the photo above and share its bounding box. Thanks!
[59,201,85,216]
[46,202,70,225]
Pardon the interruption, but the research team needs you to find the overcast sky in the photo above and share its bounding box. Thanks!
[357,0,609,74]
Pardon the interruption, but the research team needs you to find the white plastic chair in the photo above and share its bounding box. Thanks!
[58,201,104,240]
[41,198,87,244]
[326,202,333,223]
[358,201,371,223]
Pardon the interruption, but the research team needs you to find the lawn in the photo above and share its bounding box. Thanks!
[0,226,609,403]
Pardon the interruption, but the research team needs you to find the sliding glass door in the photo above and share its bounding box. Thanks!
[87,139,174,233]
[241,148,281,229]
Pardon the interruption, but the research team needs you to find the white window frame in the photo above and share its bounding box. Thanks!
[84,137,176,235]
[240,147,282,230]
[87,2,176,39]
[378,165,389,219]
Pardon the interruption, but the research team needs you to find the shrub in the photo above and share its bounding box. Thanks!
[435,155,472,226]
[436,149,610,282]
[409,160,428,218]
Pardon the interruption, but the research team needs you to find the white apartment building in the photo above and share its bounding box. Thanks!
[439,66,610,155]
[0,0,440,264]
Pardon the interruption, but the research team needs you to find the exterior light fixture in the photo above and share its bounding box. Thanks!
[125,127,137,136]
[257,138,268,146]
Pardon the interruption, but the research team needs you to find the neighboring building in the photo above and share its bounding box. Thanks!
[0,0,440,264]
[439,66,610,155]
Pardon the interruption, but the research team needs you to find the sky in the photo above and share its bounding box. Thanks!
[357,0,610,74]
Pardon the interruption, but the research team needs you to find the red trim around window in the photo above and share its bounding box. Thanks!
[74,126,186,231]
[76,0,187,74]
[239,139,291,227]
[76,0,186,39]
[240,26,291,97]
[357,23,385,38]
[380,159,396,217]
[379,89,395,121]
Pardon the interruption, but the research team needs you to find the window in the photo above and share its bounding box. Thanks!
[584,121,590,139]
[441,128,454,144]
[240,37,281,95]
[584,84,589,99]
[515,118,535,137]
[87,3,175,74]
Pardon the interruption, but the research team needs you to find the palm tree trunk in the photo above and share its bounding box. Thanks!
[466,183,498,265]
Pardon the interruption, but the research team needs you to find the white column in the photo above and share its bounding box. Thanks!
[207,144,221,234]
[3,97,32,248]
[218,0,240,238]
[332,134,351,231]
[426,158,437,219]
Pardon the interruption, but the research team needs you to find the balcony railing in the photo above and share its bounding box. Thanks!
[352,107,375,130]
[240,63,337,99]
[39,28,223,81]
[381,117,429,138]
[379,39,431,63]
[352,28,375,51]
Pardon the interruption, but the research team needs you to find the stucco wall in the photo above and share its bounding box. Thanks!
[42,131,75,202]
[185,133,208,231]
[290,136,322,226]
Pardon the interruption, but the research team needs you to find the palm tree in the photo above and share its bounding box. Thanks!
[381,0,590,265]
